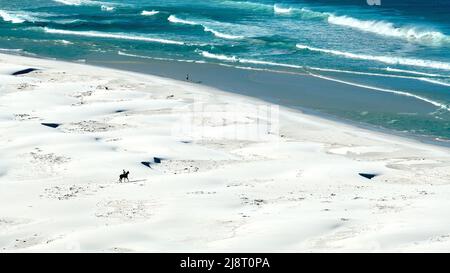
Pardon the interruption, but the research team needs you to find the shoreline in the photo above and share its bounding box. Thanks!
[1,52,450,252]
[5,50,450,148]
[3,51,448,149]
[78,53,450,148]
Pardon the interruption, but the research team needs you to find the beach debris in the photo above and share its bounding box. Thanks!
[41,123,61,129]
[11,68,39,76]
[359,173,378,180]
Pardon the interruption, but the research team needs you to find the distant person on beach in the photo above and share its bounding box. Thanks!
[186,74,189,81]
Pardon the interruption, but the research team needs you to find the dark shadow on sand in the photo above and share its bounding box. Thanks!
[359,173,378,180]
[141,157,164,168]
[41,123,61,128]
[12,68,39,76]
[141,161,152,168]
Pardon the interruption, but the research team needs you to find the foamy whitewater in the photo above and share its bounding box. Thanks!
[141,10,159,16]
[0,0,449,141]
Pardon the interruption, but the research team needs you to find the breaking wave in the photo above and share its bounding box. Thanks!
[167,15,197,25]
[296,44,450,70]
[141,10,159,16]
[53,0,111,6]
[203,27,244,40]
[168,15,244,40]
[217,0,450,45]
[327,15,449,45]
[41,27,186,45]
[118,51,205,64]
[0,10,26,24]
[309,73,450,112]
[100,5,115,12]
[0,10,45,24]
[384,67,447,78]
[199,50,303,69]
[274,4,292,14]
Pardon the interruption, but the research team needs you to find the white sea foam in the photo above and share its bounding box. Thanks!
[199,51,303,69]
[141,10,159,16]
[56,39,74,45]
[417,78,450,87]
[222,1,272,11]
[0,10,25,24]
[119,51,290,73]
[385,67,446,78]
[168,15,244,40]
[168,15,197,25]
[53,0,110,6]
[311,66,450,87]
[54,0,92,5]
[201,50,450,88]
[203,27,244,40]
[0,10,47,24]
[223,0,449,46]
[118,50,158,59]
[239,58,302,69]
[42,28,185,45]
[53,0,80,5]
[284,6,450,45]
[274,4,292,14]
[0,48,23,52]
[118,51,205,64]
[101,5,115,12]
[200,51,239,62]
[327,15,449,45]
[309,66,423,79]
[53,18,86,24]
[309,72,450,112]
[297,8,329,19]
[296,44,450,71]
[0,10,54,24]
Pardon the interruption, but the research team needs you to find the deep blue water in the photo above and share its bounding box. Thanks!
[0,0,449,141]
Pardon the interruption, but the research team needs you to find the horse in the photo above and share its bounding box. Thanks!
[119,170,130,182]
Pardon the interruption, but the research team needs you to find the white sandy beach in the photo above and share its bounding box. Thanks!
[1,53,450,252]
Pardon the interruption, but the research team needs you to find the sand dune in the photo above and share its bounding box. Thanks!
[0,53,450,252]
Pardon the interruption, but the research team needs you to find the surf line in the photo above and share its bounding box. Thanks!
[307,72,450,112]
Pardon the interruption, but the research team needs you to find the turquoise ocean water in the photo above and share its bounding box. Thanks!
[0,0,449,142]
